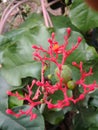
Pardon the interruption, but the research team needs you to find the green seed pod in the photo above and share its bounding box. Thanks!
[47,74,52,79]
[67,80,76,90]
[54,65,72,84]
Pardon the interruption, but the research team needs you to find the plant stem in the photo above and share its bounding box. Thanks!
[0,0,28,34]
[39,103,46,114]
[39,62,46,114]
[46,11,53,27]
[40,0,49,27]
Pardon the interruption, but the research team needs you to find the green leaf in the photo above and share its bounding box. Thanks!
[0,75,10,109]
[89,127,98,130]
[90,88,98,97]
[0,15,50,86]
[90,97,98,107]
[44,109,64,125]
[73,107,98,130]
[70,0,98,33]
[51,15,78,30]
[84,57,98,84]
[49,90,64,104]
[8,90,23,108]
[20,13,44,29]
[89,89,98,107]
[44,106,72,125]
[0,105,45,130]
[0,35,11,51]
[1,61,41,87]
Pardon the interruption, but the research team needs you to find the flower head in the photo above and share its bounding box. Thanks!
[6,28,98,121]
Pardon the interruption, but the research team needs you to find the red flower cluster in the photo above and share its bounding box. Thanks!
[6,28,98,120]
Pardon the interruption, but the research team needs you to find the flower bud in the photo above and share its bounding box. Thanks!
[66,27,71,37]
[6,91,12,96]
[77,36,82,43]
[6,109,13,114]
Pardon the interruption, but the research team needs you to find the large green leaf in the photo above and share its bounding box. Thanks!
[51,15,78,31]
[73,107,98,130]
[0,35,11,51]
[89,127,98,130]
[70,0,98,33]
[0,105,45,130]
[0,75,10,109]
[88,88,98,107]
[83,56,98,84]
[0,26,47,86]
[44,109,64,125]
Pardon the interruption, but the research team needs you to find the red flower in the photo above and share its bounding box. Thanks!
[6,28,98,121]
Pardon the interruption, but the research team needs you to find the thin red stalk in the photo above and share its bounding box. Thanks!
[41,62,45,84]
[61,38,69,65]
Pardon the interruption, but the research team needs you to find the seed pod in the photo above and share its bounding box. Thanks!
[67,80,76,90]
[55,65,72,83]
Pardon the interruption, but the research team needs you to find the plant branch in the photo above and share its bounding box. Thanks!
[40,0,53,28]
